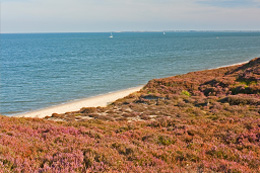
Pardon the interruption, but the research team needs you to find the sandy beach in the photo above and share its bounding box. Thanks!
[14,86,143,118]
[215,60,249,69]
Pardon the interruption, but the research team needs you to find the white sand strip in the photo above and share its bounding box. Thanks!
[13,86,144,118]
[215,60,249,69]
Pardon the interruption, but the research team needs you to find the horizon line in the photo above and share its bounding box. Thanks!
[1,29,260,34]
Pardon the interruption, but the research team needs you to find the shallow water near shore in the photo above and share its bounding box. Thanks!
[1,31,260,115]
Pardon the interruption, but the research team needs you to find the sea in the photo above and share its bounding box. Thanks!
[1,31,260,116]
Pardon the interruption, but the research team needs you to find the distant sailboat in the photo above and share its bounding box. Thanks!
[109,32,113,39]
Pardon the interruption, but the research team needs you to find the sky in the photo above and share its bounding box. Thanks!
[1,0,260,33]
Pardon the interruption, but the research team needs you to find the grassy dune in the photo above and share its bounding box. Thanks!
[1,58,260,172]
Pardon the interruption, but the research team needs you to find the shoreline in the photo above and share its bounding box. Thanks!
[13,86,144,118]
[214,60,250,69]
[11,58,254,119]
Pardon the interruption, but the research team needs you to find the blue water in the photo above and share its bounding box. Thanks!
[1,32,260,115]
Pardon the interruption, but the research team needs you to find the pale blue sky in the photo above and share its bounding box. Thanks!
[1,0,260,33]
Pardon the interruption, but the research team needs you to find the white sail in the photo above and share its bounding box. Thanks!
[109,32,113,38]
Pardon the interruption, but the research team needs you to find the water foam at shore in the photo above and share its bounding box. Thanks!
[14,86,144,118]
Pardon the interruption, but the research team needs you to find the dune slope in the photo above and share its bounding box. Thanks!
[0,58,260,172]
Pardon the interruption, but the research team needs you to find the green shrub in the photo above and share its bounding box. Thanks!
[181,90,191,97]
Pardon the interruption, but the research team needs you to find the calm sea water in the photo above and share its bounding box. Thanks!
[1,32,260,115]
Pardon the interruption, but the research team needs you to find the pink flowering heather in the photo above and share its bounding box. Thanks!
[1,58,260,172]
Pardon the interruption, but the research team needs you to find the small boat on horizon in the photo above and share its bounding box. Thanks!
[109,32,113,39]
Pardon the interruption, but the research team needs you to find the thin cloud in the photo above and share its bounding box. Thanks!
[1,0,260,32]
[197,0,260,8]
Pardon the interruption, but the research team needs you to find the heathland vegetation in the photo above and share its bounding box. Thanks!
[0,58,260,172]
